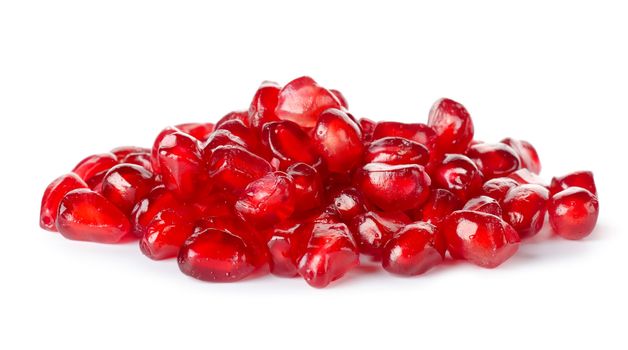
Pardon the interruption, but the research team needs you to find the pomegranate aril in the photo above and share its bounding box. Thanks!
[215,119,264,155]
[466,143,520,179]
[432,153,483,201]
[548,187,599,240]
[350,210,411,258]
[328,187,367,222]
[72,153,119,185]
[364,137,430,166]
[215,110,249,129]
[275,76,341,128]
[266,219,312,277]
[249,81,280,130]
[235,171,296,228]
[313,108,363,173]
[481,177,520,202]
[203,129,249,152]
[501,184,550,238]
[151,126,180,175]
[111,146,149,161]
[140,209,195,260]
[262,120,319,169]
[122,152,153,172]
[508,168,546,186]
[550,171,597,196]
[158,131,205,200]
[40,173,88,231]
[130,185,189,238]
[382,222,445,276]
[500,137,541,174]
[418,188,461,226]
[359,118,376,142]
[463,195,503,216]
[286,163,323,212]
[205,145,272,196]
[372,121,437,151]
[176,123,215,142]
[101,164,154,215]
[428,98,474,154]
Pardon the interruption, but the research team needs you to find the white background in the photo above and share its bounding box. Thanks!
[1,1,626,349]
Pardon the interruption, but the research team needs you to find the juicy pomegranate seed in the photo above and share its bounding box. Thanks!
[72,153,119,186]
[330,89,349,109]
[205,145,272,196]
[215,110,250,129]
[275,76,341,128]
[203,129,249,152]
[463,195,503,216]
[266,220,312,277]
[501,184,550,238]
[235,171,296,227]
[262,120,320,169]
[140,209,195,260]
[548,187,599,240]
[442,210,520,268]
[297,222,359,288]
[130,185,189,238]
[431,153,483,201]
[328,187,367,222]
[428,98,474,154]
[364,137,430,166]
[151,126,180,175]
[249,81,280,130]
[111,146,150,161]
[466,143,520,179]
[286,163,323,212]
[313,108,363,173]
[500,137,541,174]
[40,173,88,231]
[122,152,153,172]
[481,177,520,202]
[215,119,266,155]
[550,171,597,196]
[158,131,205,200]
[372,122,437,151]
[418,188,461,226]
[350,210,411,258]
[176,122,215,142]
[382,222,445,276]
[101,164,154,215]
[56,189,132,243]
[356,163,431,211]
[508,168,546,186]
[359,118,376,142]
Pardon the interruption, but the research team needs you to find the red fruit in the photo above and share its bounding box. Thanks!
[286,163,323,212]
[111,146,149,161]
[364,137,430,166]
[550,171,597,196]
[56,189,132,243]
[501,184,550,238]
[203,129,248,152]
[266,220,312,277]
[441,210,520,268]
[192,192,235,218]
[356,163,431,211]
[215,110,249,129]
[262,120,319,169]
[481,177,520,202]
[40,174,88,231]
[72,153,119,186]
[428,98,474,154]
[359,118,376,142]
[466,143,520,179]
[249,81,281,130]
[313,108,363,173]
[328,187,367,222]
[151,126,180,175]
[275,76,341,128]
[508,168,546,186]
[297,222,359,288]
[350,210,411,258]
[178,226,265,282]
[463,195,502,216]
[215,119,264,154]
[121,152,153,172]
[419,188,461,226]
[235,171,296,227]
[330,89,348,109]
[130,185,188,237]
[158,131,205,200]
[372,122,437,151]
[382,222,445,276]
[500,137,541,174]
[432,154,483,201]
[205,145,272,196]
[548,187,599,240]
[101,164,154,215]
[140,209,195,260]
[176,123,215,142]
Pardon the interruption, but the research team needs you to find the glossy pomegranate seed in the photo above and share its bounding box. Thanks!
[275,76,341,128]
[466,143,520,179]
[328,187,367,222]
[481,177,520,202]
[550,171,597,196]
[40,173,88,231]
[350,210,411,258]
[508,168,546,186]
[130,185,189,238]
[176,122,215,142]
[235,171,295,227]
[431,153,483,201]
[442,210,520,268]
[356,163,431,211]
[158,131,205,200]
[111,146,149,161]
[121,151,153,172]
[428,98,474,154]
[359,118,376,142]
[215,119,265,154]
[286,163,323,213]
[266,219,312,277]
[312,108,363,173]
[463,195,502,216]
[215,110,249,129]
[203,129,248,152]
[140,209,195,260]
[205,145,272,196]
[262,120,319,169]
[99,163,154,215]
[72,153,119,186]
[418,188,461,226]
[364,137,429,166]
[150,126,180,175]
[297,222,359,288]
[56,189,132,243]
[382,222,445,276]
[330,89,348,109]
[500,137,541,174]
[248,81,280,130]
[501,184,550,238]
[548,188,599,240]
[372,122,437,151]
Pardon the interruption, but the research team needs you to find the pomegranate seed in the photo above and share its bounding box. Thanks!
[466,143,520,179]
[176,122,215,142]
[266,219,312,277]
[500,137,541,174]
[330,89,349,109]
[56,189,132,243]
[418,188,461,226]
[158,131,205,200]
[275,76,341,128]
[205,145,272,196]
[297,222,359,288]
[431,153,483,201]
[249,81,280,130]
[140,209,195,260]
[428,98,474,154]
[501,184,550,238]
[121,152,153,172]
[364,137,429,166]
[100,164,154,215]
[508,168,546,186]
[313,108,363,173]
[481,177,520,202]
[262,120,320,169]
[151,126,180,175]
[130,185,189,238]
[359,118,376,142]
[442,210,520,268]
[356,163,431,211]
[548,188,599,240]
[235,171,296,227]
[350,210,411,258]
[215,110,249,129]
[72,153,119,186]
[550,171,597,196]
[328,187,367,222]
[463,195,503,216]
[40,173,88,231]
[286,163,323,212]
[203,129,249,152]
[110,146,149,161]
[372,122,437,151]
[215,119,265,155]
[382,222,445,276]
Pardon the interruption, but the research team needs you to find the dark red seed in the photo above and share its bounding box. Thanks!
[249,81,281,130]
[158,131,205,200]
[350,210,411,258]
[330,89,349,109]
[359,118,377,142]
[110,146,149,161]
[286,163,324,213]
[140,209,195,260]
[382,222,445,276]
[275,76,341,128]
[72,153,119,185]
[372,122,437,151]
[364,137,430,166]
[550,171,597,196]
[356,163,431,211]
[466,143,520,179]
[262,120,320,169]
[235,171,296,228]
[508,168,546,186]
[500,137,541,174]
[205,145,272,196]
[501,184,550,238]
[548,187,599,240]
[481,177,520,202]
[40,173,88,231]
[176,122,215,142]
[431,153,483,201]
[130,185,189,238]
[313,108,363,173]
[428,98,474,154]
[215,110,250,129]
[463,195,503,216]
[121,152,154,172]
[100,164,154,215]
[266,220,312,277]
[418,188,461,226]
[328,187,367,222]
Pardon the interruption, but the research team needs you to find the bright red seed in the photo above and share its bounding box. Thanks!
[235,171,296,228]
[140,209,195,260]
[364,137,430,166]
[205,145,272,196]
[548,187,599,240]
[313,108,363,173]
[501,184,550,238]
[262,120,320,169]
[466,143,520,180]
[550,171,597,196]
[266,219,312,277]
[72,153,119,188]
[158,131,205,200]
[382,222,445,276]
[40,173,88,231]
[463,195,503,216]
[350,210,411,258]
[275,76,341,128]
[428,98,474,154]
[372,122,437,151]
[249,81,280,130]
[431,153,483,201]
[356,163,431,211]
[176,122,215,142]
[418,188,461,226]
[101,164,154,215]
[327,187,367,222]
[500,137,541,174]
[481,177,520,202]
[286,163,324,213]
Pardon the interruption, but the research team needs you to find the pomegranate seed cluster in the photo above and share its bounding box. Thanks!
[39,76,600,288]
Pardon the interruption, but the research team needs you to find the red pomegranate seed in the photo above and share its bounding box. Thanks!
[158,131,205,200]
[466,143,520,179]
[72,153,119,185]
[328,187,367,222]
[140,209,195,260]
[382,222,445,276]
[550,171,597,196]
[262,120,320,169]
[508,168,546,186]
[297,222,359,288]
[501,184,550,238]
[215,110,250,129]
[266,219,312,277]
[364,137,430,166]
[203,129,249,152]
[359,118,376,142]
[176,122,215,142]
[40,173,88,231]
[215,119,265,155]
[56,188,132,243]
[275,76,341,128]
[235,171,296,227]
[500,137,541,174]
[431,153,483,201]
[548,187,599,240]
[428,98,474,154]
[150,126,180,175]
[350,210,411,258]
[372,122,437,151]
[121,152,154,172]
[463,195,503,216]
[100,164,154,215]
[130,185,189,238]
[330,89,349,109]
[249,81,280,130]
[417,188,461,226]
[110,146,150,161]
[356,163,431,211]
[286,163,323,212]
[313,108,363,173]
[441,210,520,268]
[205,145,272,196]
[481,177,520,202]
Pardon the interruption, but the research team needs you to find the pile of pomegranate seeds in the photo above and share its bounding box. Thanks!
[39,76,600,288]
